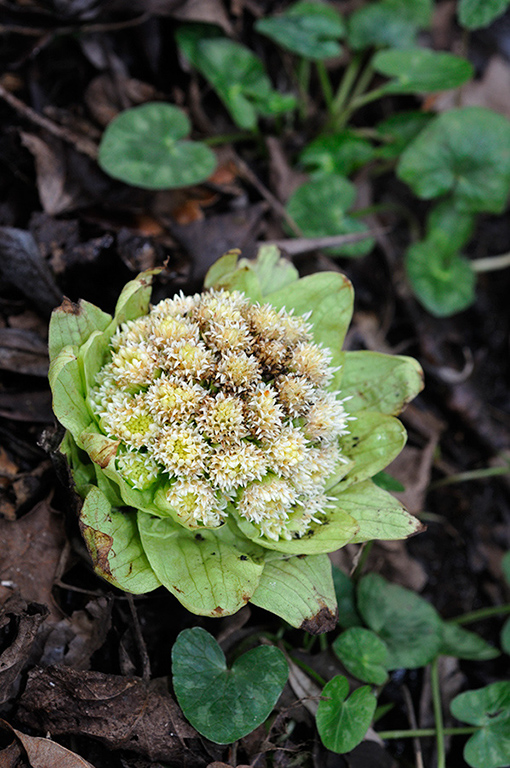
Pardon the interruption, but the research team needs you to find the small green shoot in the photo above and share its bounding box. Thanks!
[255,1,345,61]
[450,682,510,768]
[333,626,390,685]
[458,0,510,30]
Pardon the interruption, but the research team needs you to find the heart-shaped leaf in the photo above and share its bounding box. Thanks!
[286,175,374,257]
[357,573,443,668]
[458,0,510,30]
[172,627,288,744]
[316,675,377,753]
[440,623,500,661]
[398,107,510,213]
[333,627,389,684]
[450,682,510,768]
[300,131,375,177]
[406,239,475,317]
[374,48,473,94]
[347,0,432,50]
[256,1,345,60]
[98,103,217,189]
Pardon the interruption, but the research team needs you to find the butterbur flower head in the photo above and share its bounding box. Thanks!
[49,247,424,631]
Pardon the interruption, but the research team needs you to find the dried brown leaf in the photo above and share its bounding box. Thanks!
[0,719,96,768]
[0,596,48,705]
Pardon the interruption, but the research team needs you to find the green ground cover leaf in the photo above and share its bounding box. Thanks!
[172,627,288,744]
[333,627,389,684]
[176,24,296,129]
[406,239,475,317]
[256,1,345,60]
[98,103,216,189]
[458,0,510,29]
[249,553,337,629]
[374,48,473,94]
[502,551,510,585]
[332,567,362,629]
[138,515,265,616]
[440,623,500,661]
[347,0,432,50]
[357,573,443,668]
[286,175,374,257]
[450,682,510,768]
[375,111,433,160]
[300,131,375,177]
[398,107,510,213]
[372,471,405,492]
[501,618,510,654]
[316,675,377,752]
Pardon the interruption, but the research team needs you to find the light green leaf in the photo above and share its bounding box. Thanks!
[78,329,110,393]
[374,48,473,94]
[339,411,407,487]
[450,682,510,768]
[113,268,160,326]
[79,486,161,594]
[172,627,288,744]
[397,107,510,213]
[233,502,358,555]
[49,298,112,361]
[286,175,374,257]
[176,24,296,129]
[333,627,389,685]
[332,566,362,629]
[256,1,345,60]
[440,623,500,661]
[204,249,241,289]
[340,351,423,415]
[406,239,476,317]
[59,431,96,497]
[316,675,377,753]
[98,103,217,189]
[48,346,93,441]
[300,131,375,177]
[250,553,338,632]
[458,0,510,30]
[265,271,354,365]
[329,480,422,543]
[241,244,299,295]
[138,515,265,616]
[357,573,443,668]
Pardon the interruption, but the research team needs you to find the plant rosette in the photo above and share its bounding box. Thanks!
[48,246,424,631]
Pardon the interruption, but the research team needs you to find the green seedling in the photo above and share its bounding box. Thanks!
[175,23,296,130]
[172,627,288,744]
[450,682,510,768]
[316,675,377,753]
[347,0,433,50]
[48,247,423,628]
[98,102,216,189]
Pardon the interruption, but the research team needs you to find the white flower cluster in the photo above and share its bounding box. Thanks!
[90,289,351,541]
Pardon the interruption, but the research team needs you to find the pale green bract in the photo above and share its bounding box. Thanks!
[48,247,423,632]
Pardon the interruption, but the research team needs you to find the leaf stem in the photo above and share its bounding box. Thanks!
[330,54,362,119]
[204,131,256,146]
[316,60,334,112]
[429,463,510,489]
[378,726,478,739]
[296,58,311,119]
[431,657,446,768]
[449,603,510,625]
[471,252,510,272]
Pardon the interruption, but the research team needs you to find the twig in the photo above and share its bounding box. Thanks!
[0,82,98,158]
[260,228,388,256]
[0,13,150,37]
[127,593,151,682]
[402,685,424,768]
[471,251,510,272]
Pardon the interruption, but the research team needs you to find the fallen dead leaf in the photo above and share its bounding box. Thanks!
[0,719,96,768]
[0,596,48,705]
[17,666,206,764]
[41,597,112,669]
[0,498,65,619]
[0,328,48,376]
